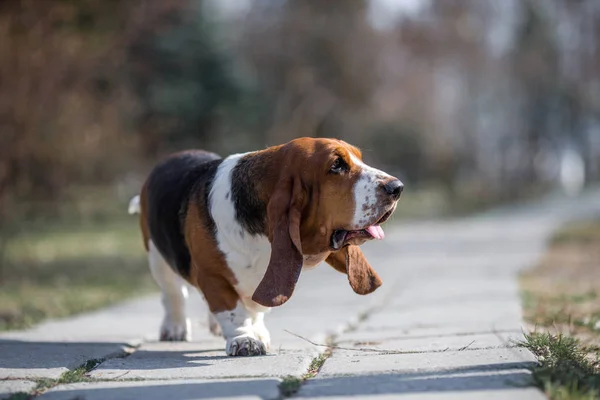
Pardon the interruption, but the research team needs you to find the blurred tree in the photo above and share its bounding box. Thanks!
[1,0,600,227]
[239,0,380,144]
[127,0,241,158]
[0,0,139,217]
[511,0,559,186]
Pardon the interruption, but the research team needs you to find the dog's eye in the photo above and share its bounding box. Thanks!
[329,157,346,174]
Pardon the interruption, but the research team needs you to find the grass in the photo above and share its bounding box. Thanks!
[520,217,600,399]
[56,358,103,384]
[521,218,600,338]
[550,220,600,246]
[0,213,156,331]
[280,376,303,397]
[29,358,105,397]
[279,352,331,397]
[519,332,600,400]
[305,352,329,378]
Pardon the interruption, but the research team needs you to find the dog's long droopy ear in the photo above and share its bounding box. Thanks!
[252,177,304,307]
[325,245,382,295]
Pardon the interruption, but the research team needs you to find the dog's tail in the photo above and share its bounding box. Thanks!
[128,195,141,215]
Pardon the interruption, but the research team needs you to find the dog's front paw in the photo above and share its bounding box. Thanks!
[226,335,267,356]
[159,317,191,341]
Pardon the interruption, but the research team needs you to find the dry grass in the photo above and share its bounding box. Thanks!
[521,217,600,399]
[0,216,155,331]
[522,218,600,343]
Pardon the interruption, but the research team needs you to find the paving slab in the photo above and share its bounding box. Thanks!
[360,299,524,332]
[317,347,537,377]
[296,370,547,400]
[0,380,37,399]
[338,326,524,344]
[374,254,543,276]
[298,369,544,399]
[297,391,545,400]
[0,340,130,380]
[0,296,164,344]
[39,378,281,400]
[298,348,544,399]
[89,342,317,380]
[388,277,519,307]
[265,264,390,347]
[336,331,519,353]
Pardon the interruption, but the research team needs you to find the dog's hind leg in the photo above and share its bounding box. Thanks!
[148,240,191,341]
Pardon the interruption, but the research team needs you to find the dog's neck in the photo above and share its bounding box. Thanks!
[229,146,285,237]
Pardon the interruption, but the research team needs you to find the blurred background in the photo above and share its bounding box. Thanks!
[1,0,599,331]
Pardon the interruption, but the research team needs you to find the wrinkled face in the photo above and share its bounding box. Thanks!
[291,138,403,255]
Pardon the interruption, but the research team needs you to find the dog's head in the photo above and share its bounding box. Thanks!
[252,137,403,307]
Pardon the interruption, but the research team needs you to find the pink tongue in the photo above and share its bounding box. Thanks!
[365,225,385,240]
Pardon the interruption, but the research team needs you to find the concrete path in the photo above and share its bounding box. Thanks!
[2,188,600,400]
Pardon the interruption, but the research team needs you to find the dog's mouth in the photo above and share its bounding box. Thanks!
[331,209,394,250]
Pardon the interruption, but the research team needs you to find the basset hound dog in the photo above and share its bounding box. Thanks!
[128,137,403,356]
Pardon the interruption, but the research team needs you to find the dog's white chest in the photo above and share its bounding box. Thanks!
[224,233,273,299]
[209,154,273,298]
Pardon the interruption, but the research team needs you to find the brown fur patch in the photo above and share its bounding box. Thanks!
[326,245,382,295]
[184,198,240,313]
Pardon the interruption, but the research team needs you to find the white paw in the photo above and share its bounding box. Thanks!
[208,313,222,337]
[226,334,267,356]
[159,317,191,341]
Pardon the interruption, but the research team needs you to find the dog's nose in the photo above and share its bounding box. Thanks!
[382,179,404,200]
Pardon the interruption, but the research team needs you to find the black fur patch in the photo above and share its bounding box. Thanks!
[230,155,266,235]
[145,151,222,279]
